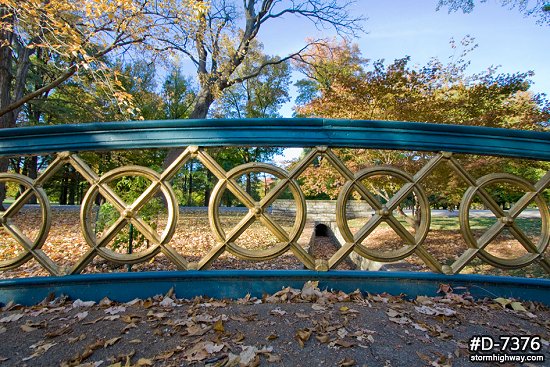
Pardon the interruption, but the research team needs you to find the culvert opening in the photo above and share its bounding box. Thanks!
[310,223,355,270]
[315,223,329,237]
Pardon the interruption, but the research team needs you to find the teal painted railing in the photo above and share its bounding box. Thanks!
[0,118,549,279]
[1,118,550,160]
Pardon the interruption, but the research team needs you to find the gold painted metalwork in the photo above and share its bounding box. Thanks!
[78,166,180,273]
[205,163,311,269]
[1,147,549,276]
[0,173,57,274]
[453,173,550,273]
[334,166,438,271]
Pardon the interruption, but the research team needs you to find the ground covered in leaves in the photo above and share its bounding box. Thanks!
[0,282,548,367]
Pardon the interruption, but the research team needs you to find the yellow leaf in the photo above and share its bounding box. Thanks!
[213,319,224,333]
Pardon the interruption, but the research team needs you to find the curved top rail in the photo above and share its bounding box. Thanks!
[1,118,549,160]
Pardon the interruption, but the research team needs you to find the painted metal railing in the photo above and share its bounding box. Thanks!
[0,118,549,277]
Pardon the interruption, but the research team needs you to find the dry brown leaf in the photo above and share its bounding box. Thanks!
[68,333,86,344]
[104,336,122,347]
[316,334,330,343]
[134,358,154,366]
[234,331,245,343]
[0,313,24,323]
[213,319,225,333]
[295,328,312,348]
[338,357,356,366]
[334,339,355,348]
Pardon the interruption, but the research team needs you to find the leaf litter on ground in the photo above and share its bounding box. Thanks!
[0,282,547,366]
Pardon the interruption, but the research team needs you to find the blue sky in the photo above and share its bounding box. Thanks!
[255,0,550,117]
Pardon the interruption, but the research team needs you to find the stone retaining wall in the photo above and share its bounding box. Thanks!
[271,199,372,222]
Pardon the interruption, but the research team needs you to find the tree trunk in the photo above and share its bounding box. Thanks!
[163,87,215,168]
[59,167,68,206]
[187,161,194,206]
[0,6,14,207]
[203,170,212,207]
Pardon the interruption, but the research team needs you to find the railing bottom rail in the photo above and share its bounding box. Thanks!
[0,270,548,306]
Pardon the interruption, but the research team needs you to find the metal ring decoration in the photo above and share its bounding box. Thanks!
[208,163,306,260]
[459,173,550,269]
[336,166,430,262]
[80,166,178,264]
[0,173,51,270]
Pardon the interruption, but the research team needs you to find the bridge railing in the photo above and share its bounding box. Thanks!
[0,118,549,277]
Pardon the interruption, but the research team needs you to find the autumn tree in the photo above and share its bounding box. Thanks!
[437,0,550,25]
[293,40,550,227]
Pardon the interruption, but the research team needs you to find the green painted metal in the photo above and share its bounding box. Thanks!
[0,271,548,306]
[1,118,549,160]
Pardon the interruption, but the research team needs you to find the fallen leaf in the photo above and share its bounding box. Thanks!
[72,299,96,308]
[105,306,126,315]
[159,297,176,308]
[75,311,89,321]
[437,284,453,294]
[494,297,511,308]
[510,302,527,312]
[339,357,356,366]
[20,324,37,332]
[0,313,24,323]
[213,319,225,333]
[270,307,287,316]
[136,358,154,366]
[316,334,330,343]
[104,337,121,347]
[296,328,312,348]
[334,339,355,348]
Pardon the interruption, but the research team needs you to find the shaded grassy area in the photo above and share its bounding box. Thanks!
[347,215,548,278]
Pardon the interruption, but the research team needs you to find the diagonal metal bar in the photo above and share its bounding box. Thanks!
[160,146,196,182]
[197,150,257,209]
[448,157,505,218]
[129,181,161,214]
[385,216,417,246]
[259,178,290,209]
[160,244,188,270]
[2,222,59,275]
[68,154,100,184]
[324,149,382,210]
[96,216,128,249]
[2,189,34,219]
[130,216,161,245]
[70,216,128,274]
[413,153,445,183]
[508,224,540,254]
[198,243,227,270]
[328,242,357,269]
[259,213,290,243]
[225,212,257,243]
[450,248,481,274]
[508,192,539,219]
[287,148,321,178]
[2,222,34,253]
[34,154,67,187]
[385,183,415,212]
[534,171,550,191]
[414,245,443,273]
[353,214,384,245]
[475,221,506,250]
[386,155,444,211]
[96,185,128,214]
